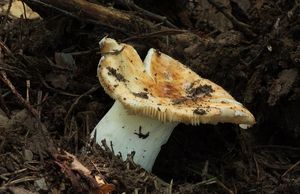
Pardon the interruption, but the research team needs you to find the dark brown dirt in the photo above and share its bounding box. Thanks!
[1,0,300,194]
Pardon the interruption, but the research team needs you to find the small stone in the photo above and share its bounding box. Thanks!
[23,149,33,161]
[34,178,48,191]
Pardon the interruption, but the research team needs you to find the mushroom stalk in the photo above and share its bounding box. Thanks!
[91,101,178,171]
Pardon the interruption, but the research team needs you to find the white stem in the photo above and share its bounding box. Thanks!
[91,101,178,171]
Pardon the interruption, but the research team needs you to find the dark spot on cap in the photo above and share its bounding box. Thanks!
[193,108,206,115]
[106,67,127,82]
[102,46,125,55]
[187,84,214,98]
[172,98,187,105]
[155,50,162,56]
[132,92,148,99]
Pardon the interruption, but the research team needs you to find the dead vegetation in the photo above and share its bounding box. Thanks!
[0,0,299,193]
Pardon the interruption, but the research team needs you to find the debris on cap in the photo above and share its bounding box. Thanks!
[98,38,255,127]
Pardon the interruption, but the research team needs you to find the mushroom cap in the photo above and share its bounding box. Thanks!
[98,37,255,127]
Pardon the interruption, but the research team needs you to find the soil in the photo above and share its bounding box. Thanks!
[0,0,300,194]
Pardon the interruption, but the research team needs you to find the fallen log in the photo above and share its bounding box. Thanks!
[24,0,183,35]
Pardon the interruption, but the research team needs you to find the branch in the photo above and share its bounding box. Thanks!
[24,0,168,34]
[207,0,256,37]
[114,0,178,28]
[0,71,39,117]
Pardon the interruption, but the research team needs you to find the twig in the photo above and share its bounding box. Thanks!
[287,0,300,19]
[4,0,13,23]
[64,85,99,125]
[36,90,43,119]
[101,139,111,154]
[122,29,188,42]
[0,61,28,77]
[253,154,260,181]
[115,0,177,28]
[240,46,265,66]
[65,48,99,56]
[0,41,29,77]
[258,159,293,170]
[26,80,30,102]
[0,168,28,180]
[254,145,300,151]
[0,71,38,117]
[85,113,90,138]
[0,88,11,118]
[39,74,80,97]
[216,180,235,194]
[168,179,173,194]
[125,151,137,169]
[45,57,73,71]
[21,0,28,19]
[0,40,20,62]
[182,178,234,194]
[281,160,300,178]
[201,160,209,179]
[4,176,38,187]
[110,141,115,157]
[193,177,217,186]
[207,0,256,37]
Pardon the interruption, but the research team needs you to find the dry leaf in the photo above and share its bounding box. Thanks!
[99,184,115,194]
[189,0,233,32]
[268,69,298,105]
[231,0,250,13]
[54,52,76,71]
[45,73,69,90]
[255,0,264,9]
[54,150,115,194]
[0,0,40,19]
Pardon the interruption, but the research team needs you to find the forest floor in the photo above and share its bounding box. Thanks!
[0,0,299,193]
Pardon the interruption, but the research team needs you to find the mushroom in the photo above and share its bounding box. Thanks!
[91,37,255,171]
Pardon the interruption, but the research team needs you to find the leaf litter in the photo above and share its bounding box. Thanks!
[0,0,300,193]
